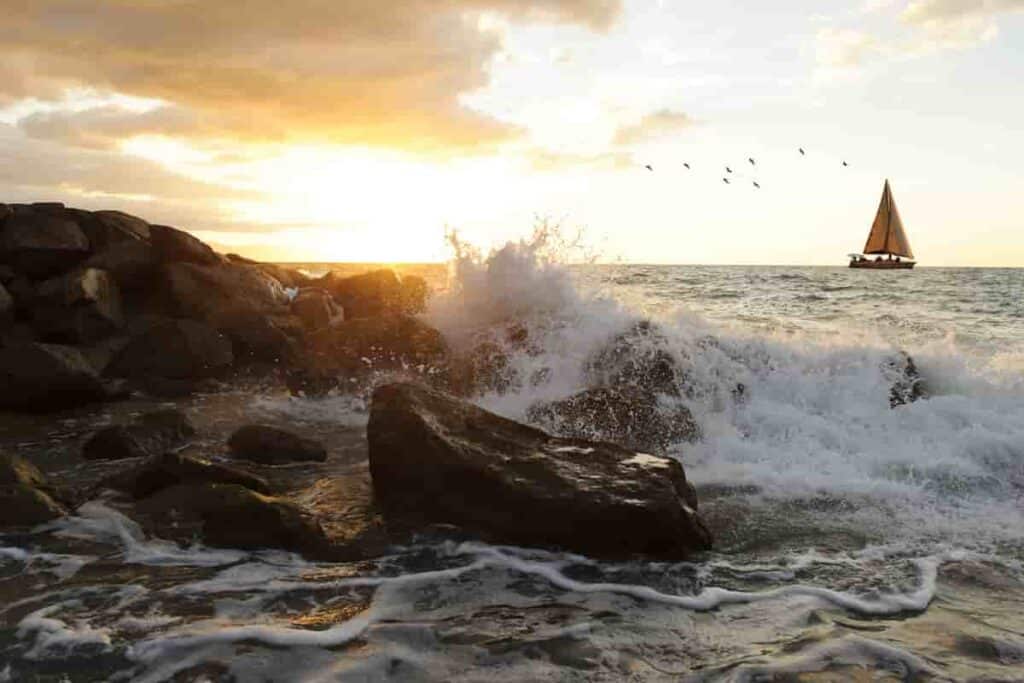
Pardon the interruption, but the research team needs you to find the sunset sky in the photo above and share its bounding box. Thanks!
[1,0,1022,265]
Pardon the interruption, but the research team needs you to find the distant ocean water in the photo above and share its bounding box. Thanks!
[3,255,1023,681]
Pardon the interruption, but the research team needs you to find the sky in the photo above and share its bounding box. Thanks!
[1,0,1022,265]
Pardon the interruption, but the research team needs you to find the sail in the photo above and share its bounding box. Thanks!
[863,179,914,258]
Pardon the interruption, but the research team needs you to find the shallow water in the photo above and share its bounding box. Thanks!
[2,258,1023,681]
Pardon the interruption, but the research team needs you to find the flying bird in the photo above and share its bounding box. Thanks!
[842,161,849,167]
[753,181,760,189]
[799,148,805,156]
[645,164,653,171]
[726,166,733,173]
[723,177,730,184]
[683,162,690,170]
[748,158,756,166]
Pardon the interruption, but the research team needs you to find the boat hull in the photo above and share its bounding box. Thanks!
[849,260,915,269]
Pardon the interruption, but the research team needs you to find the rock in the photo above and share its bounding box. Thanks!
[291,288,343,331]
[159,261,290,322]
[82,410,196,461]
[367,382,711,559]
[136,482,331,557]
[0,264,14,284]
[211,309,300,363]
[0,343,116,412]
[150,224,221,265]
[32,267,123,343]
[0,282,12,324]
[71,209,151,250]
[0,453,67,527]
[527,387,700,454]
[0,203,10,224]
[100,450,270,499]
[131,376,220,399]
[0,207,90,278]
[316,269,426,319]
[585,321,681,397]
[106,318,233,379]
[886,351,928,408]
[449,340,519,396]
[226,255,311,290]
[83,240,159,290]
[228,425,327,464]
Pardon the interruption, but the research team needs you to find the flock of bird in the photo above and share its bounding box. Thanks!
[643,147,850,189]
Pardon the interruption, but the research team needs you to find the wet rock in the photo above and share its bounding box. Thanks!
[226,254,311,289]
[212,310,301,364]
[317,269,426,319]
[32,267,123,343]
[101,450,270,499]
[136,482,331,557]
[0,453,67,527]
[886,351,928,408]
[0,282,12,324]
[0,264,14,284]
[150,224,222,265]
[291,288,343,331]
[71,209,151,250]
[0,207,90,278]
[527,387,700,454]
[131,375,221,399]
[228,425,328,464]
[449,340,519,396]
[106,318,233,379]
[585,320,681,396]
[368,382,711,559]
[83,240,159,290]
[159,261,290,322]
[82,410,196,461]
[0,343,116,412]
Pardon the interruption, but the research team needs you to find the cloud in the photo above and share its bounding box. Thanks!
[527,148,632,170]
[898,0,1023,49]
[0,0,621,151]
[17,105,199,150]
[612,109,694,146]
[815,28,880,69]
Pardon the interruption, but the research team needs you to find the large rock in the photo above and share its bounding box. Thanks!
[100,450,270,499]
[70,209,151,250]
[0,343,116,412]
[160,261,290,321]
[83,240,159,290]
[886,351,928,408]
[368,382,712,559]
[585,321,681,397]
[82,410,196,461]
[32,267,123,343]
[228,425,327,464]
[150,224,221,265]
[0,453,67,527]
[0,282,12,325]
[291,288,343,331]
[106,318,233,379]
[317,269,426,319]
[527,387,700,454]
[0,207,90,278]
[136,482,331,557]
[225,254,311,290]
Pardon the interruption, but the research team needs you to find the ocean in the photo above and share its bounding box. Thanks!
[2,245,1023,681]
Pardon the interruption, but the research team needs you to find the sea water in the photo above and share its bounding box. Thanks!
[2,243,1023,681]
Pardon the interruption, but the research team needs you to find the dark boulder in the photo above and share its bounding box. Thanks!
[159,261,290,321]
[585,320,682,397]
[225,254,311,290]
[527,387,700,454]
[71,209,151,250]
[83,240,159,290]
[136,482,331,557]
[211,310,300,364]
[0,343,117,412]
[228,425,327,464]
[886,351,928,408]
[100,450,270,499]
[368,382,711,559]
[0,207,90,278]
[150,224,221,265]
[0,282,11,324]
[291,288,343,331]
[316,269,426,319]
[106,318,233,379]
[32,267,123,343]
[82,410,196,461]
[0,453,67,527]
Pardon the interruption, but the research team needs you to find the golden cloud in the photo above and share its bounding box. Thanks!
[612,109,694,146]
[1,0,620,151]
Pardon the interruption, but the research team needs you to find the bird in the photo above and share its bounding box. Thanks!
[723,177,730,184]
[645,164,653,171]
[683,162,691,170]
[842,161,849,167]
[753,181,760,189]
[799,148,805,156]
[748,158,756,166]
[726,166,733,173]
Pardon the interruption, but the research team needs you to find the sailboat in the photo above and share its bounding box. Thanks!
[849,179,915,269]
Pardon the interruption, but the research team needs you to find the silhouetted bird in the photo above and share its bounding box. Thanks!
[753,181,760,189]
[726,166,733,173]
[842,161,849,167]
[683,162,690,169]
[748,158,756,166]
[799,148,805,155]
[723,177,730,184]
[645,164,653,171]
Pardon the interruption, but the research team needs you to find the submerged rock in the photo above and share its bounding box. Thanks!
[136,482,332,557]
[106,318,233,379]
[585,320,682,397]
[100,450,270,499]
[317,269,426,319]
[32,267,124,343]
[228,425,327,464]
[82,410,196,461]
[527,387,700,454]
[0,453,67,527]
[886,351,928,408]
[0,207,90,278]
[368,382,711,559]
[0,342,117,412]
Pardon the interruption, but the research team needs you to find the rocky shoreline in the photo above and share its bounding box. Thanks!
[1,202,724,561]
